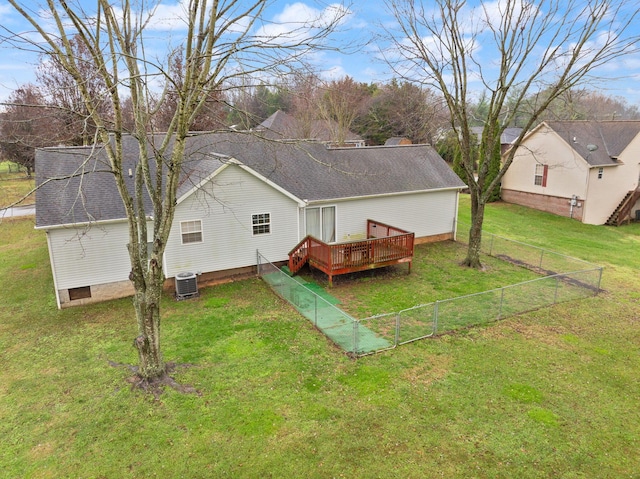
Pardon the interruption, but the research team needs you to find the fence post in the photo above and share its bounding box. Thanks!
[539,249,544,269]
[596,268,603,294]
[433,301,439,335]
[499,287,505,319]
[489,235,495,256]
[353,320,359,356]
[395,313,400,346]
[314,294,318,327]
[554,275,560,304]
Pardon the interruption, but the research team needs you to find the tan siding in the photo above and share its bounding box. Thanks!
[583,135,640,224]
[502,124,589,199]
[504,123,640,225]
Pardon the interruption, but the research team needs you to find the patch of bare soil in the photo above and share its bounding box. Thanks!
[109,361,201,398]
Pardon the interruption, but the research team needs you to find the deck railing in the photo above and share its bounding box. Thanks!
[288,220,415,284]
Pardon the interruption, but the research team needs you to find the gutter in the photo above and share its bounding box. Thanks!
[303,186,465,205]
[35,215,153,231]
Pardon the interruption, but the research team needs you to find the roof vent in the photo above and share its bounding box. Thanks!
[586,144,598,151]
[175,272,198,300]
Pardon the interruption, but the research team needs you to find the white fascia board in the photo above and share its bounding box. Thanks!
[34,216,137,231]
[175,155,234,205]
[304,186,464,205]
[177,156,305,207]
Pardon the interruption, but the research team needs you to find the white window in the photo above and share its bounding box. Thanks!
[306,206,336,243]
[252,213,271,235]
[534,164,548,187]
[597,167,604,179]
[180,220,203,244]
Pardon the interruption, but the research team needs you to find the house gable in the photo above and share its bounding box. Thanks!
[165,162,302,277]
[502,120,640,224]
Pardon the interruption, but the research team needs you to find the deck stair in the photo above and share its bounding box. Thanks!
[287,219,414,285]
[606,187,640,226]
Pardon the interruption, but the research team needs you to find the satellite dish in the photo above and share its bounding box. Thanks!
[586,144,598,151]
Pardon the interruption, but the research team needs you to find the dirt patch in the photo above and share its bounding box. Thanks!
[109,361,201,398]
[402,355,452,387]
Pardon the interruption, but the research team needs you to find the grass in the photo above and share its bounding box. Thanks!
[1,200,639,478]
[0,161,35,208]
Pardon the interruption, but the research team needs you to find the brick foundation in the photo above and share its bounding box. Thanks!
[501,189,584,222]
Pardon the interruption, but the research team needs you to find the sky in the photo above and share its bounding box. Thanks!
[1,0,640,106]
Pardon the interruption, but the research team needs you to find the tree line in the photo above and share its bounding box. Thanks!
[3,38,638,178]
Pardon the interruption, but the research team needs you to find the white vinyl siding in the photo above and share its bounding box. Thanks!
[47,222,132,290]
[180,220,203,244]
[310,190,458,242]
[164,164,299,276]
[251,213,271,235]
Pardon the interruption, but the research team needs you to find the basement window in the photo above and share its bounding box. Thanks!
[68,286,91,301]
[252,213,271,235]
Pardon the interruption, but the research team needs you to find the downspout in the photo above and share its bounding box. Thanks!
[45,230,62,309]
[453,189,461,241]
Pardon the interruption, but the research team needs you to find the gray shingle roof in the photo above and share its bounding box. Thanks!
[254,110,363,142]
[545,120,640,166]
[36,132,465,228]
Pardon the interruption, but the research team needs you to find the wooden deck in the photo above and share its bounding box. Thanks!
[288,220,415,285]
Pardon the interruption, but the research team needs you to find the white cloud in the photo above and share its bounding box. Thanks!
[255,2,352,45]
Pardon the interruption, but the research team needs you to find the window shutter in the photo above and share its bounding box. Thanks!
[542,165,548,187]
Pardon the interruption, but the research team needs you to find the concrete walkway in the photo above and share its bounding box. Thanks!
[0,204,35,218]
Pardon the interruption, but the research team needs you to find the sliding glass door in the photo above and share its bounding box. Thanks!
[305,206,336,243]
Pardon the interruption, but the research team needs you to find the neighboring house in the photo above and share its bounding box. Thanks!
[501,121,640,225]
[470,126,523,154]
[253,110,365,147]
[384,137,413,146]
[36,132,466,308]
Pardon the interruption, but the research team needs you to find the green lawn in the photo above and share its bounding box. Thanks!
[0,161,35,208]
[1,200,639,478]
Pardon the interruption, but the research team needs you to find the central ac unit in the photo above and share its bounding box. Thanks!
[175,272,198,300]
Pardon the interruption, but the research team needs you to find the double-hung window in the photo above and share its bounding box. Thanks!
[252,213,271,235]
[534,164,548,187]
[180,220,203,244]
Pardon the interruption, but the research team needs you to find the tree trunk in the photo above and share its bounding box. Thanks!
[462,190,485,269]
[132,280,166,380]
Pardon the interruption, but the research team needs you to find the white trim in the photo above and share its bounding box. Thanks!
[45,231,62,309]
[35,216,131,231]
[176,157,306,207]
[251,212,272,236]
[305,204,337,243]
[180,219,203,245]
[453,191,460,241]
[304,186,464,205]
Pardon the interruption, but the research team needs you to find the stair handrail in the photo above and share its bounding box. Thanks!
[614,186,640,226]
[288,235,312,274]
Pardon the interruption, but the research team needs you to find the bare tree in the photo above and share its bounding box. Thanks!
[384,0,640,267]
[36,34,111,146]
[286,73,323,138]
[318,76,370,145]
[0,85,61,176]
[529,88,640,122]
[3,0,348,386]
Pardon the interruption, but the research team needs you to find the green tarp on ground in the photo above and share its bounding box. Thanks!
[261,270,390,354]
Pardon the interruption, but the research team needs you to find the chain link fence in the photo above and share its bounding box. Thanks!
[257,225,603,356]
